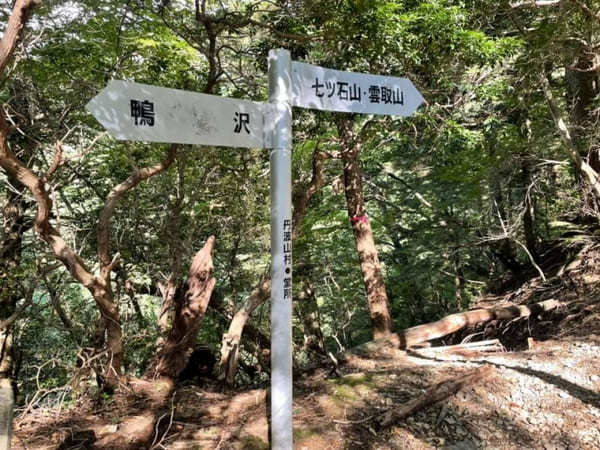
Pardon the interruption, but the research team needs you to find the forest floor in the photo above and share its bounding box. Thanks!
[11,245,600,449]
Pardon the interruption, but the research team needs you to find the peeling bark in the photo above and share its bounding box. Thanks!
[94,238,217,450]
[337,117,393,339]
[147,237,217,380]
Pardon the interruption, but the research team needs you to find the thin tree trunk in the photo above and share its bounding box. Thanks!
[541,74,600,200]
[521,161,539,261]
[297,279,326,355]
[337,118,393,339]
[216,147,331,383]
[217,278,270,383]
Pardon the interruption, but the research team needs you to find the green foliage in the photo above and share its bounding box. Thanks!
[2,0,598,399]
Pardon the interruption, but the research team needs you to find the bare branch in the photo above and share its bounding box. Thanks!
[43,141,63,182]
[510,0,561,8]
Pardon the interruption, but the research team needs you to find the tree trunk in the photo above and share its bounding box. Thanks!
[541,74,600,201]
[217,278,270,384]
[521,160,539,261]
[297,279,326,356]
[216,147,331,383]
[92,238,217,449]
[93,288,123,391]
[0,177,28,382]
[146,237,217,379]
[337,118,393,339]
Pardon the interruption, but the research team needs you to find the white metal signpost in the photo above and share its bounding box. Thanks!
[87,49,423,450]
[291,61,424,116]
[86,80,271,149]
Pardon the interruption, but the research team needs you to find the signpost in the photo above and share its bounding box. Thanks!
[268,49,293,450]
[291,61,424,116]
[86,80,271,149]
[87,50,423,450]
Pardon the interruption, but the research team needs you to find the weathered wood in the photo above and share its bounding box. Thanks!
[97,238,216,449]
[422,339,503,352]
[147,237,217,380]
[0,379,12,450]
[378,366,494,427]
[411,339,504,360]
[387,299,561,349]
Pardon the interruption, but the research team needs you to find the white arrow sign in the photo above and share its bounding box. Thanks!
[291,62,424,116]
[86,80,272,149]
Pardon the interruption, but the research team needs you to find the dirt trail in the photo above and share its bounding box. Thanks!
[15,335,598,449]
[126,335,598,449]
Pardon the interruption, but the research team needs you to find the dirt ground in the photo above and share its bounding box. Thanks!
[12,334,600,449]
[11,247,600,449]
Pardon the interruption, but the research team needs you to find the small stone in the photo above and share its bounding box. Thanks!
[445,415,457,425]
[442,439,478,450]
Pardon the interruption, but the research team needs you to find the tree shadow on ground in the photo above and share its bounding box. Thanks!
[485,361,600,409]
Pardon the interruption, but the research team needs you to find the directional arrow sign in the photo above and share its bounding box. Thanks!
[86,80,272,149]
[291,62,424,116]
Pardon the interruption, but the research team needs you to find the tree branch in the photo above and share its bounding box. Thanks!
[540,74,600,199]
[0,0,41,76]
[97,144,178,277]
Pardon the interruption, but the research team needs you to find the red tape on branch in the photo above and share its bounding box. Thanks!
[350,215,368,224]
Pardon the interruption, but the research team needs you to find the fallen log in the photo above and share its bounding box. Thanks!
[412,339,504,358]
[378,365,494,427]
[302,299,561,377]
[425,339,502,351]
[387,298,561,349]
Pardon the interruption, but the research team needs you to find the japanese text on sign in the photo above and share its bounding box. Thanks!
[291,61,423,116]
[130,99,155,126]
[310,78,403,106]
[234,111,250,134]
[283,218,292,300]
